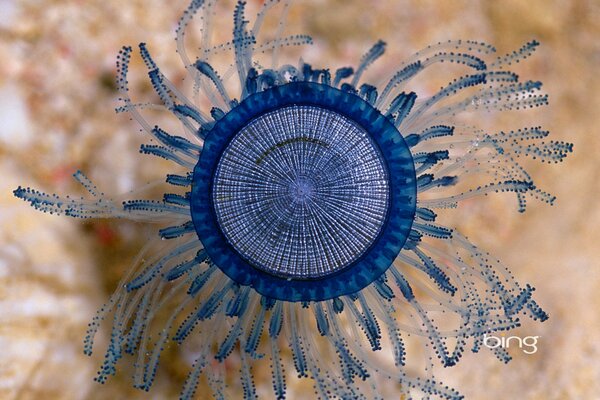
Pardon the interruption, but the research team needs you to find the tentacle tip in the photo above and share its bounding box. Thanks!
[12,186,24,198]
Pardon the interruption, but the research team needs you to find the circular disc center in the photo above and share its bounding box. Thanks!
[290,177,315,202]
[212,105,390,279]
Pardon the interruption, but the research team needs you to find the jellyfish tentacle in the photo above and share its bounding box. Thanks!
[126,239,199,291]
[270,0,292,69]
[324,301,370,384]
[343,294,382,351]
[141,44,207,136]
[376,62,423,109]
[243,297,269,356]
[134,278,201,389]
[139,144,196,168]
[311,302,330,336]
[194,61,234,109]
[377,40,496,109]
[175,0,207,73]
[402,73,488,130]
[254,34,313,55]
[270,336,287,400]
[176,0,223,110]
[489,40,540,70]
[151,125,203,156]
[285,302,309,378]
[414,79,547,129]
[174,270,227,342]
[179,322,218,400]
[350,40,387,87]
[232,1,254,90]
[122,199,191,218]
[240,336,259,400]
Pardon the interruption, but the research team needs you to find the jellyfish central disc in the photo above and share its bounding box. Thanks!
[212,105,390,279]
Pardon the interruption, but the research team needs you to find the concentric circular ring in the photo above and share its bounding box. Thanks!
[191,82,416,301]
[213,105,390,279]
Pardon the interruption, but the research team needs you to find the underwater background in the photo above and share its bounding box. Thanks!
[0,0,598,399]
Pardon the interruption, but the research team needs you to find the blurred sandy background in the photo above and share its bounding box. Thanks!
[0,0,598,399]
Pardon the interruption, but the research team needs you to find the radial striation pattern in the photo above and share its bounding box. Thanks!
[213,105,390,279]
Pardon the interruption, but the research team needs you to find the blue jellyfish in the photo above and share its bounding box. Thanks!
[14,1,572,399]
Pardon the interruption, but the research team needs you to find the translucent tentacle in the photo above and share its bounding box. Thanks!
[350,40,386,87]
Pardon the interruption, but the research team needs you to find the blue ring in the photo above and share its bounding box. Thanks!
[190,82,416,301]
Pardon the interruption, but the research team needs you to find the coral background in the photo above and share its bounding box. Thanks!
[0,0,598,399]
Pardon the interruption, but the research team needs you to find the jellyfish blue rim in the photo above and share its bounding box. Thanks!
[190,81,417,302]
